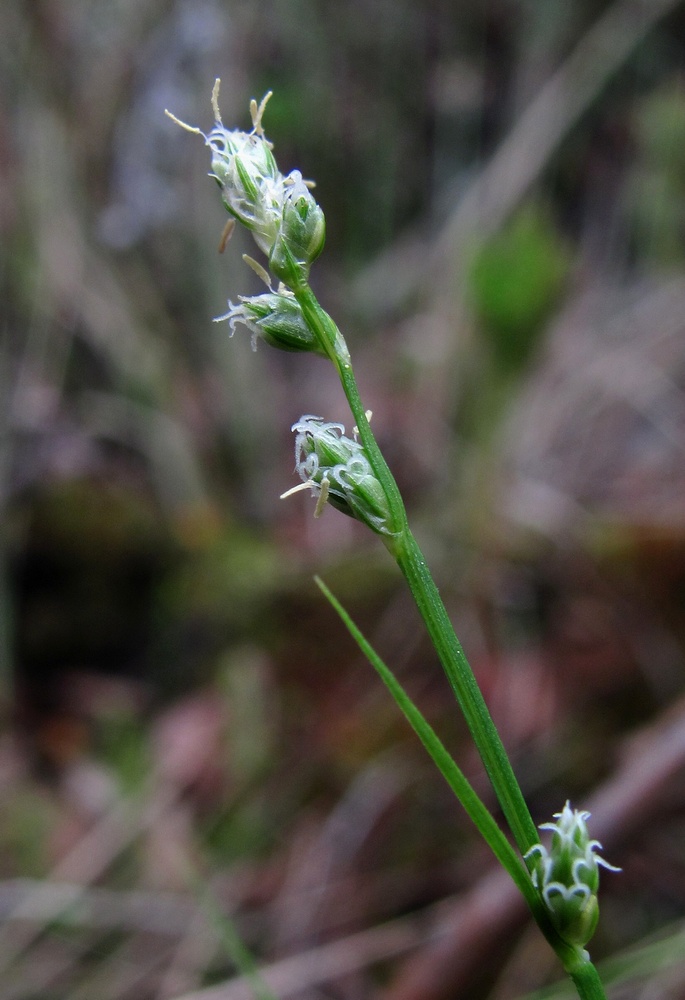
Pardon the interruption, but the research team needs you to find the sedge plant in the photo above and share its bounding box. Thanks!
[167,84,619,1000]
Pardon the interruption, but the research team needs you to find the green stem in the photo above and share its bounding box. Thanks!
[294,281,609,1000]
[315,576,543,910]
[185,867,277,1000]
[394,528,538,854]
[315,576,604,992]
[293,282,537,855]
[567,958,609,1000]
[293,284,406,527]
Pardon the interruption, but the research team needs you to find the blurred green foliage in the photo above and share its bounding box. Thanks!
[468,204,571,372]
[0,785,59,878]
[628,81,685,263]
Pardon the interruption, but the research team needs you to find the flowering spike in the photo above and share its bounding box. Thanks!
[269,172,325,286]
[214,289,324,354]
[525,802,620,955]
[286,416,398,536]
[168,87,324,285]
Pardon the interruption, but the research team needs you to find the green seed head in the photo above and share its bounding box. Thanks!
[525,802,620,954]
[285,416,394,536]
[168,86,325,284]
[269,174,326,286]
[206,123,284,257]
[215,289,325,355]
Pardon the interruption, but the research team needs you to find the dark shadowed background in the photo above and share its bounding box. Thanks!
[2,1,685,998]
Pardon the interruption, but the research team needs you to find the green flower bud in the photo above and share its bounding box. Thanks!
[269,173,326,286]
[167,87,324,283]
[283,416,394,536]
[525,802,620,954]
[215,289,325,355]
[206,123,284,257]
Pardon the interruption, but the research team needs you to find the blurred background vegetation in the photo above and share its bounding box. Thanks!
[2,1,685,997]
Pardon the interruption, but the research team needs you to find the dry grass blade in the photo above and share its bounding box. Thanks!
[355,0,683,314]
[169,910,429,1000]
[0,784,175,978]
[434,0,684,266]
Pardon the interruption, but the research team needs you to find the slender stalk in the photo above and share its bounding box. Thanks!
[296,281,609,1000]
[315,576,547,912]
[394,528,539,854]
[185,867,277,1000]
[292,286,405,517]
[567,957,610,1000]
[294,282,538,856]
[314,580,607,1000]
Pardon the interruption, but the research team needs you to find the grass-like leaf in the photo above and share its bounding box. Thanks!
[314,575,540,911]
